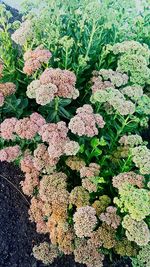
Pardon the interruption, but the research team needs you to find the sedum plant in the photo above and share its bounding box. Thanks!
[0,1,150,267]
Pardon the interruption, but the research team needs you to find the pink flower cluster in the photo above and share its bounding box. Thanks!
[11,20,33,46]
[39,121,79,160]
[23,46,52,75]
[15,113,46,139]
[26,68,79,104]
[99,206,121,229]
[80,163,100,192]
[112,172,144,189]
[69,104,105,137]
[20,154,40,196]
[0,117,18,140]
[0,145,21,162]
[0,82,16,107]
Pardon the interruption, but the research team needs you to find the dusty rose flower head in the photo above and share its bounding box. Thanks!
[0,145,21,162]
[0,117,18,140]
[99,206,121,229]
[121,85,143,100]
[40,68,79,99]
[0,82,16,97]
[26,80,41,99]
[11,20,33,46]
[74,239,104,267]
[69,104,105,137]
[39,121,68,143]
[15,117,39,139]
[89,223,116,249]
[80,163,100,178]
[0,92,4,107]
[21,171,39,196]
[23,46,52,75]
[73,206,97,237]
[30,112,46,128]
[112,172,144,189]
[119,134,143,147]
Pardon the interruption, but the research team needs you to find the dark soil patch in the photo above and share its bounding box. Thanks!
[0,161,132,267]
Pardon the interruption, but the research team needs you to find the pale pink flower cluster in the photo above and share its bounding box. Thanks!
[119,134,143,147]
[73,206,97,237]
[15,113,45,139]
[122,215,150,246]
[0,117,18,140]
[20,154,40,196]
[0,145,21,162]
[33,144,57,171]
[80,163,100,178]
[112,172,144,189]
[39,121,79,160]
[99,206,121,229]
[40,68,79,99]
[121,85,143,100]
[69,104,105,137]
[0,92,4,107]
[91,75,114,93]
[23,46,52,75]
[74,239,104,267]
[27,68,79,104]
[80,163,100,192]
[0,82,16,107]
[11,20,33,46]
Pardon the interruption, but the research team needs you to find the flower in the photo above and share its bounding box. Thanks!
[11,20,33,46]
[132,244,150,267]
[33,242,59,265]
[0,82,16,96]
[112,172,144,189]
[114,238,138,257]
[35,83,58,105]
[92,195,111,216]
[40,68,79,99]
[73,206,97,237]
[121,85,143,100]
[15,118,39,139]
[131,146,150,174]
[69,186,90,207]
[0,118,18,140]
[0,92,4,107]
[114,183,150,221]
[65,156,86,171]
[23,46,52,75]
[119,134,143,147]
[122,215,150,246]
[69,104,105,137]
[0,145,21,162]
[64,141,80,156]
[99,206,121,229]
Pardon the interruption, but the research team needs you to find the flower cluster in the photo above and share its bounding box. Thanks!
[91,87,135,115]
[39,121,79,161]
[92,195,111,216]
[122,215,150,246]
[99,206,121,229]
[20,154,40,196]
[119,134,143,147]
[131,146,150,174]
[33,242,59,265]
[23,46,52,75]
[74,239,104,267]
[0,82,16,107]
[108,41,150,85]
[114,183,150,221]
[65,156,86,171]
[112,172,144,189]
[73,206,97,237]
[121,85,143,101]
[80,163,100,192]
[132,244,150,267]
[26,67,79,104]
[114,238,137,257]
[69,104,105,137]
[0,145,21,162]
[0,117,18,140]
[11,20,33,46]
[69,186,90,208]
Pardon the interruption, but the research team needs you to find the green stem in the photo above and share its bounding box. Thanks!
[54,96,59,112]
[85,20,96,60]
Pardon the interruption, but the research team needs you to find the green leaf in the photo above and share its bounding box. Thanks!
[99,136,107,146]
[90,137,100,148]
[79,144,85,153]
[93,148,102,157]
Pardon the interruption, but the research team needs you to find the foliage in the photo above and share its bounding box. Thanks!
[0,1,150,267]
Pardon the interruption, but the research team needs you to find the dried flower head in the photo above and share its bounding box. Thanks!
[0,117,17,140]
[112,172,144,189]
[99,206,121,229]
[0,145,21,162]
[114,238,138,257]
[0,82,16,97]
[65,156,86,171]
[33,242,59,265]
[92,195,111,216]
[69,186,90,207]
